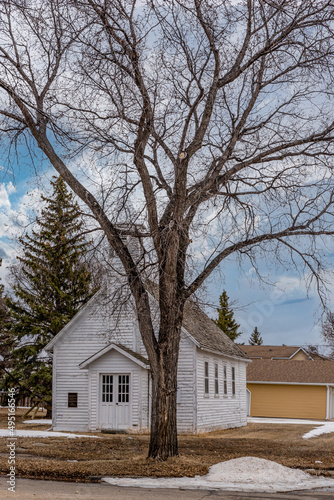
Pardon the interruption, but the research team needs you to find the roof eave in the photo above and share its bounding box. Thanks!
[197,345,251,363]
[79,342,150,370]
[247,380,334,386]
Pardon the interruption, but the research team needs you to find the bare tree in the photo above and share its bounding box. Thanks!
[0,0,334,458]
[321,312,334,358]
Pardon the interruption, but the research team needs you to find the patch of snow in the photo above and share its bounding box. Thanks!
[206,457,311,484]
[23,419,52,425]
[102,457,334,492]
[247,417,334,440]
[0,429,99,439]
[303,422,334,439]
[248,417,327,425]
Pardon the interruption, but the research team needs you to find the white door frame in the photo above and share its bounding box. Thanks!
[98,372,132,429]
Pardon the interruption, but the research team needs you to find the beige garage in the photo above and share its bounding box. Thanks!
[241,346,334,420]
[247,382,327,419]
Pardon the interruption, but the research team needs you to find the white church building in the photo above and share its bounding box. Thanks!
[45,256,250,434]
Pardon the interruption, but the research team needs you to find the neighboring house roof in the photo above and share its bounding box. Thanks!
[79,343,149,369]
[240,345,325,360]
[145,281,248,360]
[247,359,334,384]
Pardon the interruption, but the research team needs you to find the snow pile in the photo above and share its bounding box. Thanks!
[103,457,334,492]
[0,429,99,439]
[303,422,334,439]
[206,457,308,483]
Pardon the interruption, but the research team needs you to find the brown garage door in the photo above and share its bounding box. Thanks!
[248,383,327,419]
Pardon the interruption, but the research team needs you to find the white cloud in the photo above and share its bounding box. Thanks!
[6,182,16,195]
[0,183,11,209]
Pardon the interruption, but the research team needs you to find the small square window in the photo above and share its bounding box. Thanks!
[68,393,78,408]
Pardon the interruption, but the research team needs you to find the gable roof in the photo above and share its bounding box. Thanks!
[46,281,248,361]
[182,300,248,359]
[247,359,334,384]
[146,281,248,360]
[79,343,149,369]
[239,345,324,360]
[45,288,105,352]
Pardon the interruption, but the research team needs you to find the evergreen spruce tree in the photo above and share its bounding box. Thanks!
[214,290,242,342]
[249,326,263,345]
[0,260,13,379]
[3,177,95,412]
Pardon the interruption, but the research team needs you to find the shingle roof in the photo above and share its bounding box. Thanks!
[240,345,303,359]
[146,281,247,360]
[115,343,149,365]
[239,344,329,360]
[247,359,334,384]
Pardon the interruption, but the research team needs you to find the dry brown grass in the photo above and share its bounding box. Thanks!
[0,408,333,482]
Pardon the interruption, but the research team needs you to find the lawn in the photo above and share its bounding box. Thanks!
[0,409,333,482]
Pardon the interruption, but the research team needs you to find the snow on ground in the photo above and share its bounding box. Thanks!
[303,422,334,439]
[23,419,52,425]
[247,417,334,439]
[0,429,99,439]
[103,457,334,493]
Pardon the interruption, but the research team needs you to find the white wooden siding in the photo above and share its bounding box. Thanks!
[196,349,247,432]
[176,330,196,433]
[52,294,138,431]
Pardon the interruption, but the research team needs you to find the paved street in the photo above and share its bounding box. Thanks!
[1,478,334,499]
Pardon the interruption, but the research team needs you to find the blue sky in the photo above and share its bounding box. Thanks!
[0,161,333,352]
[205,264,326,349]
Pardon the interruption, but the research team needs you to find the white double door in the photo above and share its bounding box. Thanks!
[99,374,131,429]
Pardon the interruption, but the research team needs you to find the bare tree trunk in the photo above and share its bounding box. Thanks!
[148,275,185,459]
[149,355,178,459]
[45,404,52,419]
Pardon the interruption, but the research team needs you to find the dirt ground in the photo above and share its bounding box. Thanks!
[0,409,333,482]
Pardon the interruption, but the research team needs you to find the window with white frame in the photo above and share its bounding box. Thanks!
[214,363,219,396]
[223,364,227,395]
[231,366,236,396]
[204,361,209,395]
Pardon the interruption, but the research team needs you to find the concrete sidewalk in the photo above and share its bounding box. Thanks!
[1,477,334,500]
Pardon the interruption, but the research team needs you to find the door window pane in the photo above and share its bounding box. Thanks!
[102,375,113,403]
[118,375,130,403]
